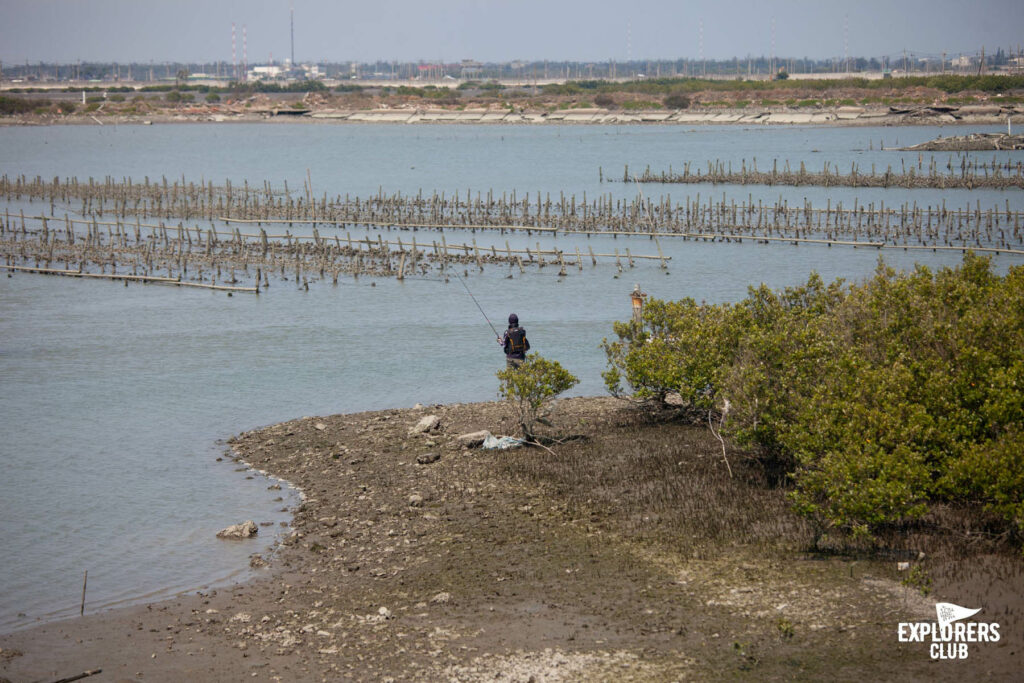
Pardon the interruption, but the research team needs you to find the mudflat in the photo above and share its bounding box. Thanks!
[1,397,1017,682]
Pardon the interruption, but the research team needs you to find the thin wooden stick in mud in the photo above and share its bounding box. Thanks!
[52,669,103,683]
[80,570,87,616]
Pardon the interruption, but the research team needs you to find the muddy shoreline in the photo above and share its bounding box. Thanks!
[1,397,1018,682]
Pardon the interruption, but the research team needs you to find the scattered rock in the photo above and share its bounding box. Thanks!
[663,392,685,407]
[314,422,327,431]
[408,494,425,507]
[217,520,259,539]
[456,430,492,447]
[409,415,440,435]
[416,452,441,465]
[430,592,452,605]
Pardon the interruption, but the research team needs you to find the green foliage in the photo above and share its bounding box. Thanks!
[902,565,933,596]
[602,298,744,411]
[621,100,661,110]
[165,90,182,103]
[226,80,328,94]
[530,73,1024,100]
[205,92,221,103]
[0,96,49,114]
[664,92,691,109]
[541,82,585,96]
[424,89,460,105]
[594,93,616,108]
[604,255,1024,545]
[497,355,579,440]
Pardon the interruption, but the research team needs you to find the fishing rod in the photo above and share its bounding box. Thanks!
[452,269,501,340]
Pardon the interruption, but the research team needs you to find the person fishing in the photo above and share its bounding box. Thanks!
[499,313,530,369]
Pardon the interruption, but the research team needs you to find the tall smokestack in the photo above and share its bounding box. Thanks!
[290,1,295,66]
[243,25,248,81]
[232,22,237,80]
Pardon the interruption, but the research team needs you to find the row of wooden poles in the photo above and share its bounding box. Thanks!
[617,153,1024,189]
[2,174,1023,251]
[1,213,671,294]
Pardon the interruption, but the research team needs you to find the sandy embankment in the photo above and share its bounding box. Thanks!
[0,397,1003,682]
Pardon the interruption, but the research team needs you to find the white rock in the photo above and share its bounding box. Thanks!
[409,415,440,435]
[456,430,492,447]
[216,520,259,539]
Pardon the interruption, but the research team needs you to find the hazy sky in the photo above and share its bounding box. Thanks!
[1,0,1021,65]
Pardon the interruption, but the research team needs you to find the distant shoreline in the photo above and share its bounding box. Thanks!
[2,105,1022,128]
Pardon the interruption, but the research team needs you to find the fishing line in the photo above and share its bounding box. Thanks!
[452,269,500,339]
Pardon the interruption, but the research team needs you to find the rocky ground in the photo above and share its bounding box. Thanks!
[1,397,1018,682]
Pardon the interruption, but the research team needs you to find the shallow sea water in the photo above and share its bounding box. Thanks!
[1,121,1021,632]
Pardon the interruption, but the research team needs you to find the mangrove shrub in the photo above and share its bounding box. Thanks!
[498,355,579,440]
[603,254,1024,544]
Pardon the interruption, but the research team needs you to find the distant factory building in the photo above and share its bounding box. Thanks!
[250,65,285,80]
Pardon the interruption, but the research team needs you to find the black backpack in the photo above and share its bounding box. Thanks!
[506,327,528,354]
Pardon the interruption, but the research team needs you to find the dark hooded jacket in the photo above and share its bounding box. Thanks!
[501,314,530,360]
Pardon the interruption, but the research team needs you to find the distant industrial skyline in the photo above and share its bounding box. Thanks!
[1,0,1021,66]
